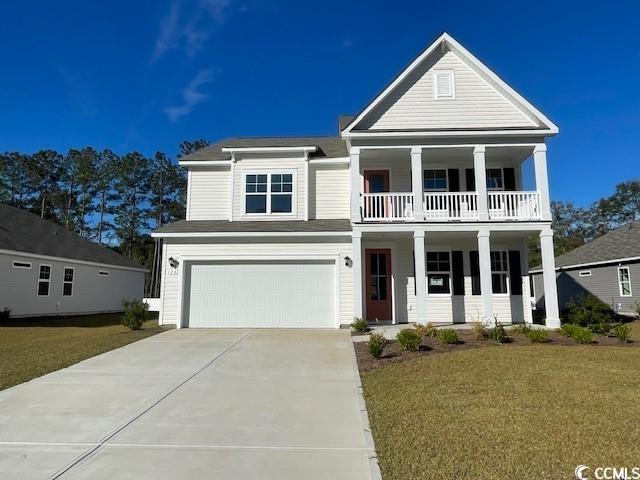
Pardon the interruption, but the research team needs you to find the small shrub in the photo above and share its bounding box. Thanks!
[121,299,149,330]
[488,317,509,344]
[396,329,421,351]
[613,324,632,343]
[591,321,611,335]
[571,326,595,344]
[471,322,489,340]
[0,307,10,322]
[351,317,369,333]
[526,328,549,343]
[560,323,579,337]
[437,328,459,345]
[368,332,387,359]
[511,323,532,335]
[414,323,437,338]
[634,302,640,319]
[566,293,614,328]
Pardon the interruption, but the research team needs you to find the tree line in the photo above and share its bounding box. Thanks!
[529,180,640,267]
[0,139,209,296]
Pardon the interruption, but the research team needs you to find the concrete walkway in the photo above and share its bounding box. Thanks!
[0,329,376,479]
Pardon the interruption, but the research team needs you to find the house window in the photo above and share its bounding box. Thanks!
[245,172,294,215]
[63,267,74,296]
[13,261,32,269]
[427,251,451,295]
[434,70,455,99]
[618,267,632,297]
[37,264,51,296]
[491,251,509,294]
[98,271,110,276]
[423,169,448,191]
[579,270,592,277]
[486,169,504,190]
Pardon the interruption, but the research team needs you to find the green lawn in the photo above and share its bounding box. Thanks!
[361,325,640,479]
[0,313,167,390]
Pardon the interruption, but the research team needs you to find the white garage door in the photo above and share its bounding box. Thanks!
[185,260,336,328]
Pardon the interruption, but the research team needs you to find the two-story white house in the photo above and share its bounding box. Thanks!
[152,33,561,330]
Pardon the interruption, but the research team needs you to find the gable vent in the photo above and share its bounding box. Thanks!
[434,70,455,99]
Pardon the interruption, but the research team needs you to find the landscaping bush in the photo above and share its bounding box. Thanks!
[437,328,459,345]
[526,328,549,343]
[634,302,640,319]
[613,324,632,343]
[351,317,370,333]
[414,323,437,338]
[471,322,489,340]
[511,323,532,335]
[0,307,10,322]
[566,294,614,328]
[488,319,509,344]
[396,329,421,351]
[121,299,149,330]
[591,321,611,335]
[571,326,595,344]
[560,323,580,337]
[368,332,387,359]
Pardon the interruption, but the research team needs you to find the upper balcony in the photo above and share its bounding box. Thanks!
[351,144,551,224]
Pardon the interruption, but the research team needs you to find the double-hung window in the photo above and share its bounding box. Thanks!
[37,264,51,296]
[426,251,451,294]
[63,267,74,296]
[491,251,509,294]
[423,169,448,191]
[245,172,294,215]
[486,169,504,191]
[618,267,632,297]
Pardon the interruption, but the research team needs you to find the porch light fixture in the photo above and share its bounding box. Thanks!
[168,257,179,268]
[344,256,352,267]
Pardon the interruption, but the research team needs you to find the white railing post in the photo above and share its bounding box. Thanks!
[411,147,424,221]
[350,147,361,222]
[474,146,489,221]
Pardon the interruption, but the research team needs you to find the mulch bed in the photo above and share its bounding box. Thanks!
[354,329,637,373]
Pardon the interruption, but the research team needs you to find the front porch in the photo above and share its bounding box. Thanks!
[350,226,560,328]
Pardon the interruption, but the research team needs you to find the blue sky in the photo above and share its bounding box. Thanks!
[1,0,638,206]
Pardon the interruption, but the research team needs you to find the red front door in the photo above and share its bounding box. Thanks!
[365,249,392,321]
[363,170,389,193]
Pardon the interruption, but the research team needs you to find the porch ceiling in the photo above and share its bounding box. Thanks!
[359,145,533,166]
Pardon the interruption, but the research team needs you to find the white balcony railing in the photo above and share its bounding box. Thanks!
[423,192,479,220]
[361,192,413,221]
[488,191,541,220]
[360,191,542,222]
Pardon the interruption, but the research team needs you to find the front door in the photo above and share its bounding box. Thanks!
[364,170,389,193]
[365,249,393,321]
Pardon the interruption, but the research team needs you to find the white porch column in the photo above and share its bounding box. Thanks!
[350,147,361,222]
[473,146,489,220]
[534,144,552,221]
[477,227,494,325]
[413,231,427,324]
[540,228,560,328]
[411,147,425,221]
[352,231,363,320]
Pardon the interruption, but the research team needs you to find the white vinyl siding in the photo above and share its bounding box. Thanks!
[187,167,231,220]
[160,239,353,327]
[362,50,536,130]
[0,252,145,317]
[310,164,350,219]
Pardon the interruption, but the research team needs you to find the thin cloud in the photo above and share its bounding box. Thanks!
[151,1,181,62]
[163,69,215,122]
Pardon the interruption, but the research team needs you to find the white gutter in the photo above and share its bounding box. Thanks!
[220,146,318,154]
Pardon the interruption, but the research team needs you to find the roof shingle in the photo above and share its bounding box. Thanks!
[153,219,352,235]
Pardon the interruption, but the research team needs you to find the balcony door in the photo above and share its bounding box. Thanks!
[364,170,389,193]
[365,249,393,322]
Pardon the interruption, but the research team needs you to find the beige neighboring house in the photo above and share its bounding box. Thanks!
[152,32,561,329]
[0,204,146,318]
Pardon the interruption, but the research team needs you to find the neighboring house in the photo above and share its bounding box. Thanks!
[152,32,561,329]
[531,222,640,317]
[0,204,146,318]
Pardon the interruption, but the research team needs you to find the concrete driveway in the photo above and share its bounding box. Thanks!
[0,329,377,479]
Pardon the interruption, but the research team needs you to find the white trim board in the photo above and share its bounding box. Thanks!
[529,256,640,274]
[0,249,148,273]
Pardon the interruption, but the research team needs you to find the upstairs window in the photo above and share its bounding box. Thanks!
[423,169,448,191]
[434,70,455,99]
[244,172,294,215]
[63,267,74,296]
[486,169,504,191]
[427,251,451,295]
[37,264,51,296]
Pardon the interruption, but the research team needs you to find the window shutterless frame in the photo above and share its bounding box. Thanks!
[426,251,452,296]
[486,168,504,191]
[37,264,51,297]
[243,170,296,216]
[618,266,632,297]
[423,169,448,192]
[490,251,509,295]
[63,266,74,297]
